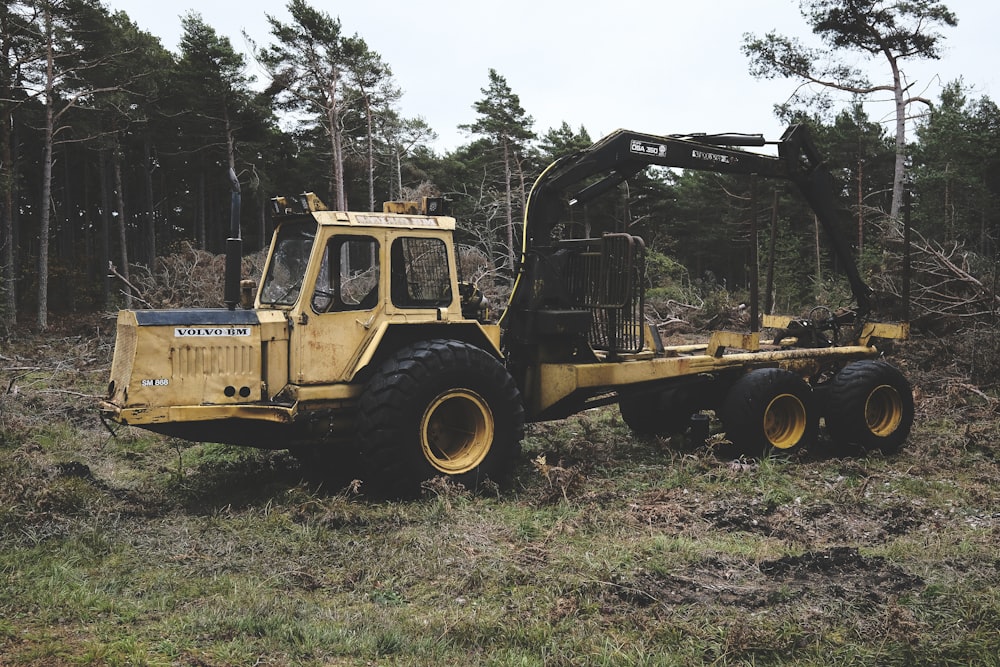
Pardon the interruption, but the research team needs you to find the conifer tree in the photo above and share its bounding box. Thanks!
[461,69,536,275]
[743,0,957,221]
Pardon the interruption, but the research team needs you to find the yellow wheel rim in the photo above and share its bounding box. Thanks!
[420,389,494,474]
[865,384,903,437]
[763,393,807,449]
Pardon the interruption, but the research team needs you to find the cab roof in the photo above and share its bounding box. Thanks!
[271,193,455,230]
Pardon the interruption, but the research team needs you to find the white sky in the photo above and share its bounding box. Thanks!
[102,0,998,152]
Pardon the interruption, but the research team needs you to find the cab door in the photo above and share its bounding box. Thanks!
[291,233,382,385]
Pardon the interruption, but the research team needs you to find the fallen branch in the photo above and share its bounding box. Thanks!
[108,261,138,294]
[875,228,999,323]
[948,381,995,404]
[36,389,106,399]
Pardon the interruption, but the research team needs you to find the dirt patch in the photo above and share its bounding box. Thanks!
[694,494,936,546]
[759,546,923,597]
[623,478,940,554]
[608,547,923,612]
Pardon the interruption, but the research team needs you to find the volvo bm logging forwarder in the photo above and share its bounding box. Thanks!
[100,124,914,495]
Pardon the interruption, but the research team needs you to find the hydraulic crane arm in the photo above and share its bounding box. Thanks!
[509,124,873,321]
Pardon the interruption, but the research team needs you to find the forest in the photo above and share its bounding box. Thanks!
[3,2,1000,663]
[0,0,997,336]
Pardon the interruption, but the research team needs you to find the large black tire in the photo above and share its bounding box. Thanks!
[618,387,694,436]
[823,360,914,454]
[356,339,524,497]
[721,368,818,457]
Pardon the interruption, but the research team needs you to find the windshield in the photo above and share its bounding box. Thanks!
[259,222,316,306]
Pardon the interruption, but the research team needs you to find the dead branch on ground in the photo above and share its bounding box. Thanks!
[874,228,999,322]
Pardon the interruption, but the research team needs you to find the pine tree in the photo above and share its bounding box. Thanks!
[461,69,536,275]
[743,0,958,222]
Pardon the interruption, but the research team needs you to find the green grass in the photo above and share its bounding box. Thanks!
[2,328,1000,665]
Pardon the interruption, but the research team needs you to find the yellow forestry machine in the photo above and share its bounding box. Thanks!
[100,124,913,495]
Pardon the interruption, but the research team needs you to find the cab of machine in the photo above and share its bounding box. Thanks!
[256,197,468,387]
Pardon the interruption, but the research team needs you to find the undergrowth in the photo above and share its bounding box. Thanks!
[1,322,999,666]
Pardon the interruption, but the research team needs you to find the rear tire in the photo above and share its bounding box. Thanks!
[356,339,524,497]
[824,360,913,454]
[721,368,818,457]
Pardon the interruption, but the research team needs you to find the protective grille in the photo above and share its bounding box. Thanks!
[564,234,645,354]
[392,236,452,307]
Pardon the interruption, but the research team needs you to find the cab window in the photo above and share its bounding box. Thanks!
[312,236,380,312]
[390,237,452,308]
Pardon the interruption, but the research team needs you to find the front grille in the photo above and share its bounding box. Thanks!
[172,344,256,377]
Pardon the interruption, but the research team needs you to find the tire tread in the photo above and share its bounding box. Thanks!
[356,339,523,496]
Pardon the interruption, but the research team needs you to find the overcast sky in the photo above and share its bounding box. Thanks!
[102,0,997,152]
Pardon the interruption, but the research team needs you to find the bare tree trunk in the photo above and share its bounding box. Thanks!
[327,70,347,211]
[764,188,778,315]
[943,162,953,240]
[980,194,989,258]
[502,138,514,276]
[224,108,236,174]
[814,214,822,285]
[113,147,132,309]
[98,150,111,309]
[259,195,268,251]
[37,6,56,330]
[393,146,403,201]
[142,137,156,265]
[58,145,72,263]
[38,138,51,329]
[1,108,14,329]
[857,157,864,252]
[196,170,206,249]
[363,93,375,212]
[889,57,906,222]
[516,155,528,213]
[513,151,530,265]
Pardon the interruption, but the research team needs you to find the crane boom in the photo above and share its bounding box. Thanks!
[506,124,872,339]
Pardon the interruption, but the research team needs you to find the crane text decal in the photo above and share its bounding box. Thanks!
[355,214,443,227]
[630,140,667,157]
[174,327,251,337]
[692,150,738,165]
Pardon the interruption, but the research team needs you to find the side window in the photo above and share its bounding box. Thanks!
[312,236,380,313]
[390,237,452,308]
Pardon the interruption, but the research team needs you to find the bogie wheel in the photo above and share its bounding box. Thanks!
[823,360,913,454]
[356,339,524,497]
[721,368,818,457]
[618,388,694,436]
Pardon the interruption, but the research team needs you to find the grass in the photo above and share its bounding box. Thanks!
[2,322,1000,665]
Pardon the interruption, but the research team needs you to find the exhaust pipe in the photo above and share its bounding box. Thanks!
[224,168,242,310]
